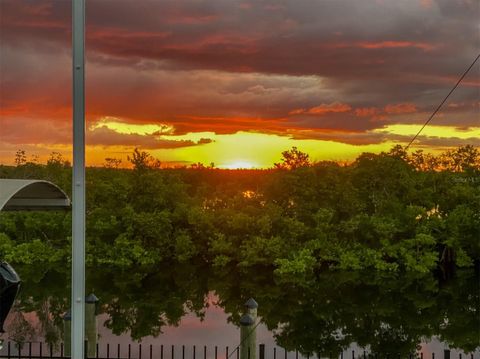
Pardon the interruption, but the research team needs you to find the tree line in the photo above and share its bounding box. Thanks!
[0,145,479,275]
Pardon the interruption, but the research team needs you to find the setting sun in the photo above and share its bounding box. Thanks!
[221,160,258,169]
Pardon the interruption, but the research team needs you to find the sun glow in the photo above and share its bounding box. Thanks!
[91,117,174,135]
[221,160,258,169]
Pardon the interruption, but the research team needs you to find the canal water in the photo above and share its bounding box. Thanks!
[1,264,479,358]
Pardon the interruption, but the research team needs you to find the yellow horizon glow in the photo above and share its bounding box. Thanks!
[150,131,393,168]
[376,124,480,139]
[1,120,478,168]
[91,117,174,135]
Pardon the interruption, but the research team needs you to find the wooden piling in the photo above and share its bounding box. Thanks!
[240,298,258,359]
[240,314,255,359]
[85,294,99,359]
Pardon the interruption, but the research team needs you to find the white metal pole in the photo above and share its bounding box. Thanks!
[72,0,86,358]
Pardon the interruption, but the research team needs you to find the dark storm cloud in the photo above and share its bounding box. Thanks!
[2,0,478,77]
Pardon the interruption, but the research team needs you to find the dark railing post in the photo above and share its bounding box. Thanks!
[172,345,174,359]
[128,344,131,359]
[226,347,228,359]
[259,345,265,359]
[84,340,88,359]
[7,341,11,359]
[182,345,185,359]
[29,342,32,359]
[237,347,239,359]
[215,346,218,359]
[150,345,153,359]
[63,310,72,357]
[352,350,354,359]
[284,348,287,359]
[194,345,196,359]
[139,344,143,359]
[117,344,121,359]
[203,346,206,359]
[107,344,110,359]
[161,345,164,359]
[432,354,435,359]
[444,350,450,359]
[274,348,277,359]
[96,343,99,358]
[17,342,21,359]
[248,348,250,359]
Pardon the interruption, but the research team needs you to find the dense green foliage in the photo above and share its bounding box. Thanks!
[1,145,479,274]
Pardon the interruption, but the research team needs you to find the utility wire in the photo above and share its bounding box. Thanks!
[405,53,480,150]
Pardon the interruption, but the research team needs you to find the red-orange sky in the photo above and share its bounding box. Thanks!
[0,0,479,168]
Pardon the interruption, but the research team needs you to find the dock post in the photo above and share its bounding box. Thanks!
[240,298,258,359]
[85,294,99,358]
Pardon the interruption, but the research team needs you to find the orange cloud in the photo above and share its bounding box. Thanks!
[290,102,352,116]
[355,107,378,117]
[384,103,418,114]
[356,41,438,51]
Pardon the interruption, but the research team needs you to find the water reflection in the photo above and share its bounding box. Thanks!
[3,263,479,357]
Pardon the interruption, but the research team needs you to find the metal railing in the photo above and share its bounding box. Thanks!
[0,341,476,359]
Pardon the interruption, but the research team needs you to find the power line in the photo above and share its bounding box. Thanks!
[405,53,480,150]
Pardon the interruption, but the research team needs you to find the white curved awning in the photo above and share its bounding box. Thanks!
[0,179,71,211]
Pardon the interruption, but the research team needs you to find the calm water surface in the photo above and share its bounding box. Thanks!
[1,264,479,358]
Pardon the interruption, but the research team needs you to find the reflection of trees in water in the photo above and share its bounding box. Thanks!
[8,263,480,355]
[5,311,35,348]
[7,265,68,349]
[6,301,63,350]
[211,268,479,355]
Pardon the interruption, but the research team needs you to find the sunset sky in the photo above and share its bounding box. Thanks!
[0,0,479,168]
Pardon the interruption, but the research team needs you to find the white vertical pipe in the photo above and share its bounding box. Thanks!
[72,0,86,358]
